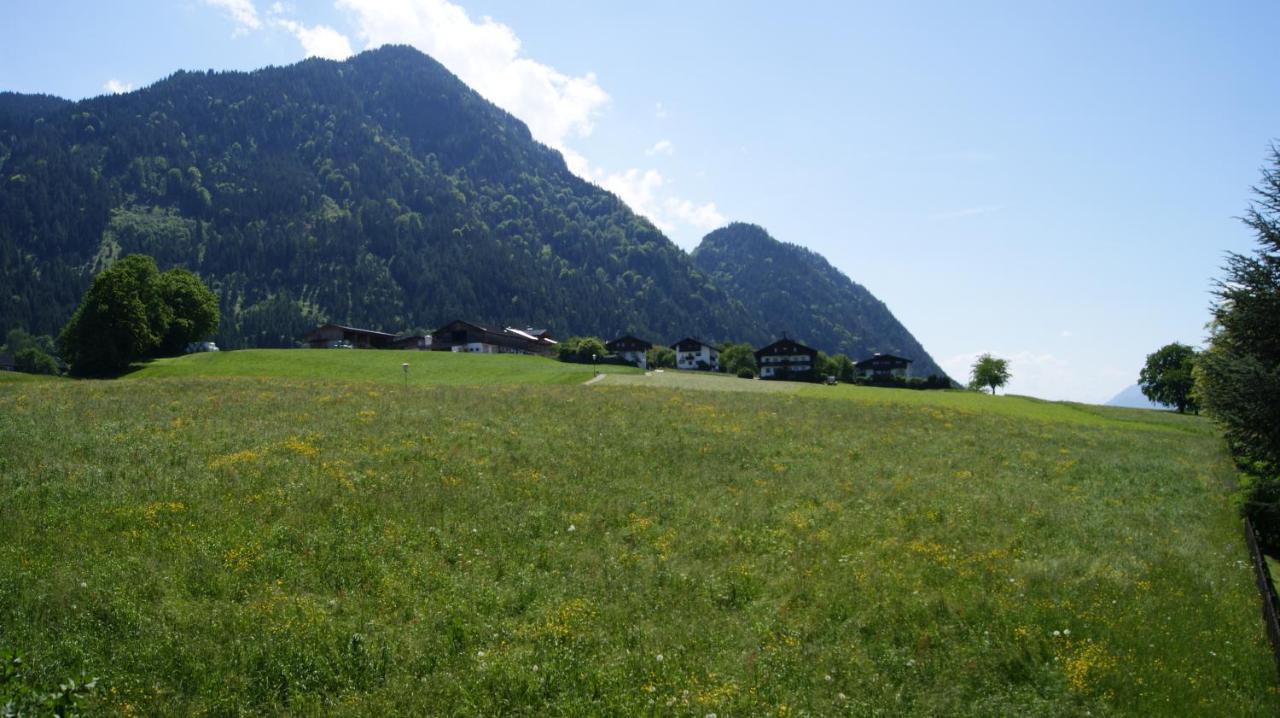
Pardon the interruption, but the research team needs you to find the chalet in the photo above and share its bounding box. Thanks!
[430,320,557,356]
[605,335,653,369]
[391,334,432,350]
[754,338,818,380]
[303,324,395,349]
[856,353,913,380]
[672,337,720,371]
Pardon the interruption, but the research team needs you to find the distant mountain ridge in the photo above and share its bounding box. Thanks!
[1105,383,1168,410]
[693,223,946,377]
[0,45,942,371]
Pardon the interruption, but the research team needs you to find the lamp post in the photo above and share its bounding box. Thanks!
[592,353,598,376]
[402,362,409,387]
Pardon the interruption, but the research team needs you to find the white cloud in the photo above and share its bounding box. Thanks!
[204,0,262,34]
[599,168,669,231]
[664,197,724,231]
[337,0,608,152]
[940,349,1123,404]
[103,79,133,94]
[646,139,674,157]
[931,205,1003,220]
[654,101,668,119]
[275,19,354,59]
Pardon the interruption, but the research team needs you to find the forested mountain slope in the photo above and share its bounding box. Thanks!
[1,46,943,371]
[0,46,749,347]
[693,223,946,377]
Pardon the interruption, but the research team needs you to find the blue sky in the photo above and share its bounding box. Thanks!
[4,1,1277,402]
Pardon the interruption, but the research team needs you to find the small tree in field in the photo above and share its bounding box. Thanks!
[969,353,1010,395]
[1139,342,1199,413]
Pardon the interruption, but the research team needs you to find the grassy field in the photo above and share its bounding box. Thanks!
[1,353,1275,715]
[128,349,640,385]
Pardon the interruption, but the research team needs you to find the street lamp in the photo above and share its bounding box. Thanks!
[592,353,598,376]
[402,362,409,387]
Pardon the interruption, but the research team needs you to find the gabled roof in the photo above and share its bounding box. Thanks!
[754,338,817,359]
[606,335,653,351]
[303,323,396,340]
[855,353,913,367]
[671,337,719,352]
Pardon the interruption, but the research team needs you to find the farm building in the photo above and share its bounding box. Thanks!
[431,320,557,356]
[755,338,818,380]
[303,324,396,349]
[391,334,432,350]
[605,335,653,369]
[856,353,913,380]
[671,337,720,371]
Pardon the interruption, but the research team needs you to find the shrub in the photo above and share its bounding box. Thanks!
[737,368,754,379]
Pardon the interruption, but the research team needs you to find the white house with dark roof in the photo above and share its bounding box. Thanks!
[671,337,720,371]
[606,335,653,369]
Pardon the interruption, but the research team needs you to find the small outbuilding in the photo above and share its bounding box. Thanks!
[755,338,818,380]
[606,335,654,369]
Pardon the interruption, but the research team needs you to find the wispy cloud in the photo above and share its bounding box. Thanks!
[654,101,668,120]
[102,79,134,94]
[645,139,674,157]
[930,204,1003,221]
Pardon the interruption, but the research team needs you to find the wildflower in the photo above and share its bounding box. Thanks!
[476,650,485,659]
[837,693,847,701]
[79,581,87,588]
[1063,628,1070,636]
[568,524,576,532]
[656,653,664,662]
[1053,630,1061,637]
[824,674,833,682]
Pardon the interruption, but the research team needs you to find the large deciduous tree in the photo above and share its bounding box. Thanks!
[59,254,219,376]
[969,354,1011,395]
[1139,342,1200,413]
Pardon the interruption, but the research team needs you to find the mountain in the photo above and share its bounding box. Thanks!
[692,223,946,377]
[1,46,941,370]
[1105,383,1168,410]
[0,45,750,347]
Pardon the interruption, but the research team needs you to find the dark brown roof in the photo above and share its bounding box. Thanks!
[606,335,653,351]
[302,323,396,340]
[855,353,913,368]
[754,338,817,360]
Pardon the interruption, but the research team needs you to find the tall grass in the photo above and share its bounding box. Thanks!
[0,372,1274,715]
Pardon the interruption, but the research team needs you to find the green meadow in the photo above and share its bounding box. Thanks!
[1,352,1276,715]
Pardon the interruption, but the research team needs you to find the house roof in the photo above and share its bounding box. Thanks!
[754,338,817,359]
[606,335,653,351]
[855,353,913,367]
[302,323,396,340]
[671,337,719,352]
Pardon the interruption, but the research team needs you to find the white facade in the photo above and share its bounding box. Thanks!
[676,344,719,371]
[618,350,648,369]
[759,354,812,378]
